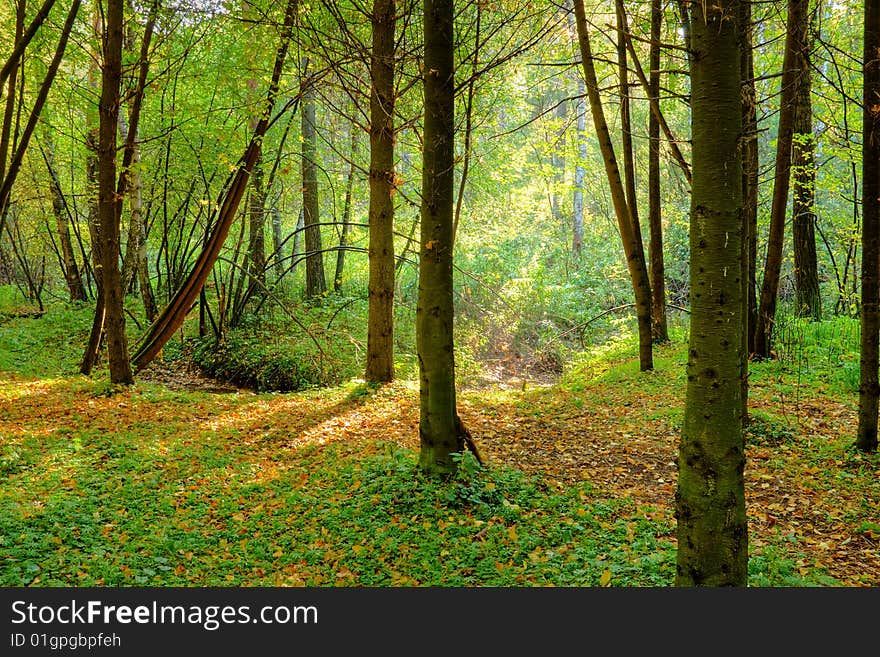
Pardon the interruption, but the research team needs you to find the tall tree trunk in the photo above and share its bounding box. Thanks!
[676,0,747,586]
[0,0,25,186]
[573,0,653,371]
[80,8,105,375]
[366,0,396,383]
[418,0,462,475]
[41,133,87,302]
[301,62,326,299]
[647,0,668,343]
[754,0,809,358]
[739,0,758,426]
[791,24,820,320]
[97,0,133,385]
[857,0,880,453]
[565,3,585,255]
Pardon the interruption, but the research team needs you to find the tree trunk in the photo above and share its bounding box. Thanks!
[80,8,105,376]
[573,0,653,371]
[739,0,758,424]
[647,0,668,343]
[754,0,809,358]
[418,0,462,475]
[335,126,356,292]
[366,0,396,383]
[130,0,298,372]
[791,30,820,321]
[247,154,267,290]
[41,133,87,302]
[565,3,585,255]
[97,0,133,385]
[271,207,284,280]
[301,62,326,299]
[857,0,880,453]
[675,0,747,586]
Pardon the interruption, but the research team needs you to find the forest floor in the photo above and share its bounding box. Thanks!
[1,336,877,587]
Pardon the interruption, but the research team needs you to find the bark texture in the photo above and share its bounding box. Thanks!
[418,0,462,475]
[858,0,880,453]
[675,0,748,586]
[366,0,396,383]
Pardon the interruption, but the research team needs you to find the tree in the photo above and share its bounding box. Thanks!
[675,0,748,586]
[573,0,653,371]
[857,0,880,453]
[754,0,810,358]
[791,8,821,321]
[301,60,327,299]
[418,0,464,475]
[97,0,133,385]
[647,0,669,343]
[365,0,396,383]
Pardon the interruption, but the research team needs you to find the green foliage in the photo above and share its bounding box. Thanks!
[761,313,861,393]
[0,288,92,377]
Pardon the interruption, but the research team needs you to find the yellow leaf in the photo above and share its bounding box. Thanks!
[599,570,612,587]
[507,525,518,542]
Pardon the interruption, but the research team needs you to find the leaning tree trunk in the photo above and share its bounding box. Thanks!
[791,26,821,321]
[418,0,463,475]
[675,0,748,586]
[573,0,653,371]
[647,0,668,343]
[301,63,326,299]
[366,0,396,383]
[857,0,880,453]
[754,0,809,358]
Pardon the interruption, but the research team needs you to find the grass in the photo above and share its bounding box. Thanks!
[0,289,877,587]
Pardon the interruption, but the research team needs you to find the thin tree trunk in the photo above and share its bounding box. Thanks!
[418,0,462,474]
[0,1,25,186]
[131,0,298,372]
[98,0,133,385]
[857,0,880,453]
[573,0,653,371]
[791,22,820,321]
[754,0,809,358]
[739,0,757,421]
[80,8,104,375]
[366,0,396,383]
[676,0,747,586]
[41,133,87,301]
[301,61,326,299]
[335,125,356,292]
[0,0,81,238]
[272,206,284,280]
[647,0,668,343]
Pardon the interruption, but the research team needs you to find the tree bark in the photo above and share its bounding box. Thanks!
[754,0,809,358]
[573,0,653,371]
[335,124,356,293]
[739,0,757,422]
[418,0,462,475]
[791,28,820,321]
[647,0,668,343]
[857,0,880,453]
[41,133,87,302]
[366,0,396,383]
[97,0,133,385]
[675,0,747,586]
[301,62,326,299]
